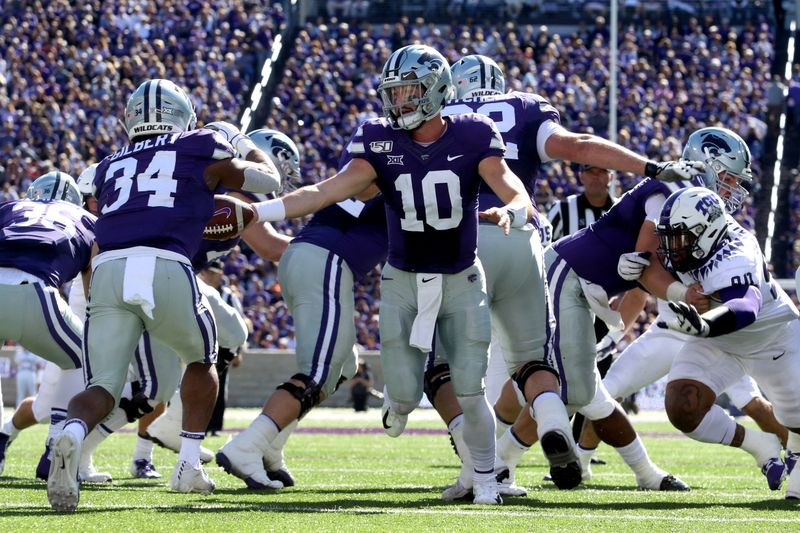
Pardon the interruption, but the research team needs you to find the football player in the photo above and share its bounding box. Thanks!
[653,186,800,498]
[47,78,282,512]
[216,130,389,490]
[250,44,538,505]
[0,172,93,478]
[426,54,699,496]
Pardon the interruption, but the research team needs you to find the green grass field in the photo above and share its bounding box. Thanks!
[1,407,798,532]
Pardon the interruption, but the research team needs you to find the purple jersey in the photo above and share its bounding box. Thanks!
[553,177,703,296]
[92,129,234,259]
[444,91,558,211]
[293,197,388,279]
[0,200,96,287]
[348,114,505,273]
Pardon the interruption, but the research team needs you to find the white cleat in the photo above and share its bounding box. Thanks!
[47,432,81,513]
[785,453,800,499]
[216,436,283,490]
[169,460,215,495]
[79,463,113,483]
[381,402,407,438]
[261,446,296,487]
[495,467,527,497]
[441,478,473,502]
[472,480,503,505]
[147,417,213,464]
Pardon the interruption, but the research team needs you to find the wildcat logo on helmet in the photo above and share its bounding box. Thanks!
[700,132,733,157]
[370,141,393,153]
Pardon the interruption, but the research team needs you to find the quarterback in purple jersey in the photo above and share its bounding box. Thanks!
[252,44,535,505]
[47,78,282,513]
[0,171,93,478]
[217,133,390,491]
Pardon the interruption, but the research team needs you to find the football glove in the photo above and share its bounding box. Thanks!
[644,160,705,182]
[595,329,624,361]
[617,251,651,281]
[657,301,710,337]
[205,120,256,156]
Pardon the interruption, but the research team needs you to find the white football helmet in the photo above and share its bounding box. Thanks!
[681,127,752,213]
[123,79,197,141]
[451,55,506,99]
[656,187,729,272]
[378,44,453,130]
[247,128,301,193]
[26,171,82,207]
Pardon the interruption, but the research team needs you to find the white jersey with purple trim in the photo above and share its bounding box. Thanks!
[675,217,798,357]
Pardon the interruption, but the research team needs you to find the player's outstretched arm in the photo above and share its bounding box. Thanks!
[252,158,377,222]
[478,156,534,234]
[544,129,704,181]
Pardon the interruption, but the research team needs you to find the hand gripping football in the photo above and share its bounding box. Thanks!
[204,194,256,240]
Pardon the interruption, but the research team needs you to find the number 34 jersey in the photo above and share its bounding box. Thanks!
[676,217,798,357]
[90,129,235,259]
[348,113,505,274]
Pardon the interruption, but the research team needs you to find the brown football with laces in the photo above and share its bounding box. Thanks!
[204,194,256,240]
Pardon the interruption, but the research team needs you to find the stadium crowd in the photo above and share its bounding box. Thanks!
[0,1,791,350]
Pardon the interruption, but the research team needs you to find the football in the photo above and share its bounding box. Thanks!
[204,194,257,240]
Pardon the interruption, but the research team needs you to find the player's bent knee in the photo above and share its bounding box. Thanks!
[512,360,559,397]
[579,395,616,421]
[423,363,451,405]
[276,373,323,419]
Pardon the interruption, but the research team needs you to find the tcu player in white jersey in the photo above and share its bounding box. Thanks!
[649,186,800,499]
[424,54,701,497]
[580,128,788,485]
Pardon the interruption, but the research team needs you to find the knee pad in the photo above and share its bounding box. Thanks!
[512,360,559,397]
[118,381,157,423]
[423,363,451,405]
[277,373,323,420]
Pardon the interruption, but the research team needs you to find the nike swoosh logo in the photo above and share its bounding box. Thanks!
[382,410,391,430]
[381,275,393,281]
[447,154,463,161]
[772,351,786,361]
[60,457,66,470]
[421,277,436,283]
[213,207,232,218]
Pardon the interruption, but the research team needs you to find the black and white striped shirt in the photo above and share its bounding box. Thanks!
[547,193,615,240]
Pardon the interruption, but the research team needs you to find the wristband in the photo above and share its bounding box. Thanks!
[506,205,528,228]
[254,199,286,222]
[234,136,258,158]
[644,161,658,178]
[666,281,689,302]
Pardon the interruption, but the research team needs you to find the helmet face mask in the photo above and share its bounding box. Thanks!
[451,55,506,99]
[656,187,728,272]
[124,79,197,141]
[247,128,301,193]
[681,127,752,213]
[378,45,453,130]
[26,171,82,207]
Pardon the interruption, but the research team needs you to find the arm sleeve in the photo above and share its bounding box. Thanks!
[704,284,762,337]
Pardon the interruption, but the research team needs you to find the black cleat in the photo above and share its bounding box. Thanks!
[658,474,690,492]
[540,430,582,490]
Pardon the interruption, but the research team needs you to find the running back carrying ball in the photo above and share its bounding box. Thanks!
[204,194,256,240]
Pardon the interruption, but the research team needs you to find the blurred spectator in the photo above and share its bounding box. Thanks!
[15,347,43,406]
[350,359,375,412]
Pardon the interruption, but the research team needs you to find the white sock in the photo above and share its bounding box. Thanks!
[80,424,112,469]
[47,408,68,443]
[273,419,298,450]
[458,394,496,476]
[496,427,529,469]
[686,405,736,445]
[787,431,800,457]
[2,419,21,439]
[448,414,473,486]
[741,427,782,467]
[577,445,596,469]
[63,419,88,442]
[530,391,572,440]
[178,431,204,467]
[134,434,155,462]
[494,413,513,439]
[615,436,666,487]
